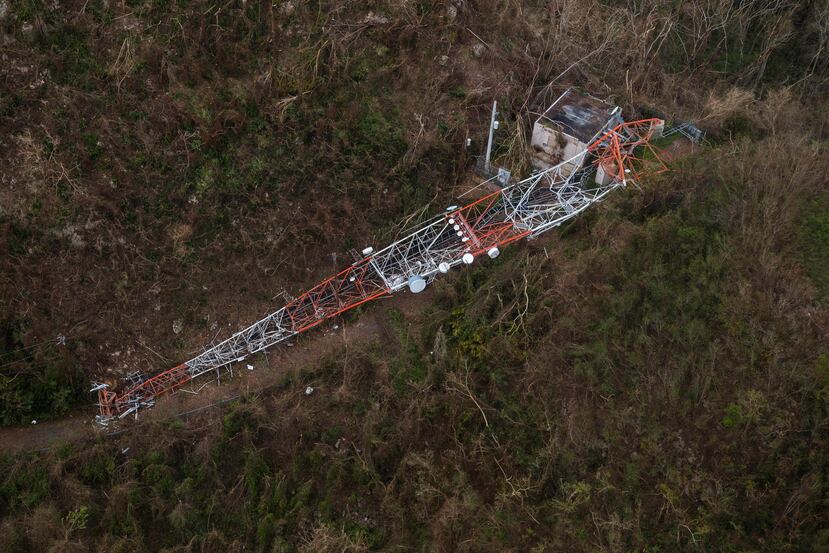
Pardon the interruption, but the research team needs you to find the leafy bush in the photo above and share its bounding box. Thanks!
[798,199,829,297]
[0,459,49,515]
[0,316,86,426]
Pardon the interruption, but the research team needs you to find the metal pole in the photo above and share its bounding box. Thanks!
[484,100,497,173]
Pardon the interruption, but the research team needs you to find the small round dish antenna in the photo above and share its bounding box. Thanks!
[408,275,427,293]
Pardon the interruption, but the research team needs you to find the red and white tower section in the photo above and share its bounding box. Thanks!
[92,118,668,421]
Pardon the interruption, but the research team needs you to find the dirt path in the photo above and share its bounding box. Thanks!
[0,414,93,454]
[0,290,433,454]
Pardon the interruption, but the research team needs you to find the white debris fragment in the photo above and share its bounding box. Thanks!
[305,386,314,396]
[31,419,37,424]
[363,12,389,24]
[279,0,295,15]
[246,364,254,371]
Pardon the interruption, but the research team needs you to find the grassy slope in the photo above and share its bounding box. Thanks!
[2,0,829,551]
[0,0,465,424]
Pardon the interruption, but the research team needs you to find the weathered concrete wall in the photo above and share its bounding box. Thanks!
[530,122,587,174]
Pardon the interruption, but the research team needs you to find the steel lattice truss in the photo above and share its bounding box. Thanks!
[94,118,666,421]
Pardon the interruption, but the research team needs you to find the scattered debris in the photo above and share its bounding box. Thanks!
[363,12,389,25]
[305,386,314,396]
[246,364,254,371]
[663,121,705,143]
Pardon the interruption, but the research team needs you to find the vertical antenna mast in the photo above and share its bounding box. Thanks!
[484,100,498,173]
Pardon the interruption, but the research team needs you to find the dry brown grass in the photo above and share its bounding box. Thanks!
[299,523,369,553]
[700,86,755,132]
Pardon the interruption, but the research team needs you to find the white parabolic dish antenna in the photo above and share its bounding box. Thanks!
[408,275,427,293]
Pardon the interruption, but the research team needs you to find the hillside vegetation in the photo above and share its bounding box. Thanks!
[1,0,829,551]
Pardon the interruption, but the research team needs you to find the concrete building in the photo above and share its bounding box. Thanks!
[530,88,622,174]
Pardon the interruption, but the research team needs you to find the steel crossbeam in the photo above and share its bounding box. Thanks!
[95,119,665,420]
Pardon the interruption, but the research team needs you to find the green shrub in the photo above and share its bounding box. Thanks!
[814,354,829,398]
[0,314,86,426]
[722,403,743,428]
[0,460,49,514]
[64,505,91,532]
[256,513,276,552]
[142,462,175,497]
[798,199,829,297]
[222,402,256,438]
[77,446,117,487]
[351,101,406,165]
[244,451,270,502]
